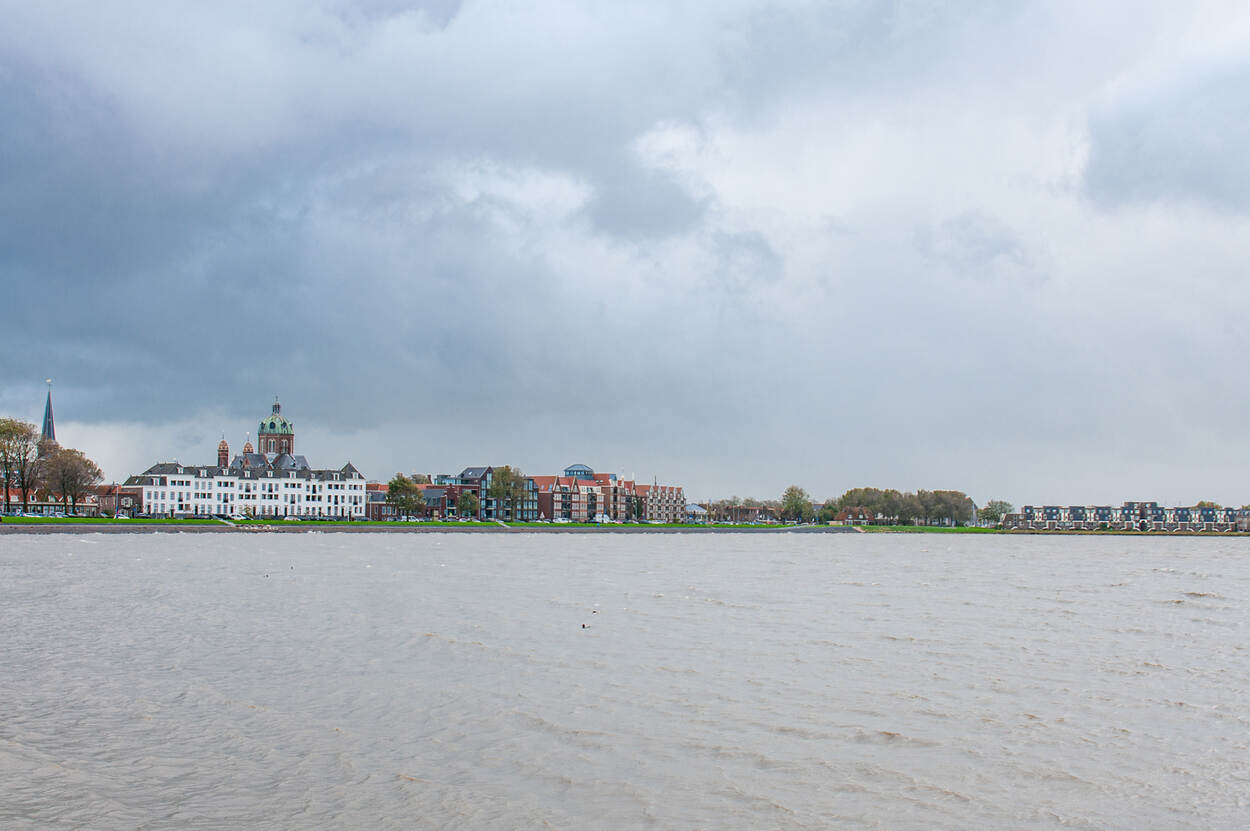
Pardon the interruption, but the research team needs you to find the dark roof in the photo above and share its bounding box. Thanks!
[459,466,490,480]
[41,388,55,442]
[270,453,311,471]
[129,454,364,484]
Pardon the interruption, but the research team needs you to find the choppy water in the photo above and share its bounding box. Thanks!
[1,532,1247,829]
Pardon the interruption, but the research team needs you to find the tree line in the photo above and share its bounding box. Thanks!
[821,487,981,525]
[0,418,103,514]
[716,486,1011,526]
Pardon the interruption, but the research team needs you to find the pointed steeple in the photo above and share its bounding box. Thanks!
[41,379,55,442]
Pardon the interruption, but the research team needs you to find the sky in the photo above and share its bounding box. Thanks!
[3,0,1250,506]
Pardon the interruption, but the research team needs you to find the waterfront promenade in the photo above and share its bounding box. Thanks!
[0,521,861,535]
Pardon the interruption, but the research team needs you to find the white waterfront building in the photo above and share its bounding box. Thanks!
[125,399,366,519]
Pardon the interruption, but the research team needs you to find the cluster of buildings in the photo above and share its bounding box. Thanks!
[107,398,686,523]
[365,463,686,523]
[1003,502,1250,532]
[121,399,367,519]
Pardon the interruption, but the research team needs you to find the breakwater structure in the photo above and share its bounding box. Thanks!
[1003,502,1250,532]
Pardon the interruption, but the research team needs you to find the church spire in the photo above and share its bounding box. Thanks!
[41,379,55,442]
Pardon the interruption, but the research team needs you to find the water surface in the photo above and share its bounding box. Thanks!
[2,532,1246,829]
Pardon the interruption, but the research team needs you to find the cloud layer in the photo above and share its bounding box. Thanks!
[3,1,1250,505]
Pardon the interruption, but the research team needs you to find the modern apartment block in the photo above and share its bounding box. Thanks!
[433,466,539,521]
[1003,501,1248,532]
[532,465,686,523]
[636,483,686,523]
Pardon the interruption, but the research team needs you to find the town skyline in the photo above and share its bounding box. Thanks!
[4,4,1249,505]
[9,385,1250,512]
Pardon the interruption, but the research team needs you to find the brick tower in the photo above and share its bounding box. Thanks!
[257,396,295,456]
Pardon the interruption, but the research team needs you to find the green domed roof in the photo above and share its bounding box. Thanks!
[259,398,294,435]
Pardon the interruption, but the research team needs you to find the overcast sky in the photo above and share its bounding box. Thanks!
[3,1,1250,506]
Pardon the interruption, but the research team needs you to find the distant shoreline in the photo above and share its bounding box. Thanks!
[3,521,1246,536]
[0,521,859,535]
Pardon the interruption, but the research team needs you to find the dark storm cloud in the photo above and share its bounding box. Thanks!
[4,1,1250,503]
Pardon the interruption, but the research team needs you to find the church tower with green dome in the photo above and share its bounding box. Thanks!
[257,396,295,456]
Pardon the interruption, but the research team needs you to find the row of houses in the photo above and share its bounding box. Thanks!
[12,396,689,522]
[1003,502,1250,532]
[366,463,686,523]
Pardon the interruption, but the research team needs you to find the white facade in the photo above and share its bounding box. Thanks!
[133,464,366,519]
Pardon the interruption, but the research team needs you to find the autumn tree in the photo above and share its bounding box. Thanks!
[386,473,420,518]
[977,499,1014,525]
[488,465,529,520]
[0,420,45,512]
[42,446,103,515]
[456,490,480,519]
[780,485,814,522]
[0,418,34,513]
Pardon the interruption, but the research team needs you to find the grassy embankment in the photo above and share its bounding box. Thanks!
[2,515,225,525]
[1,516,824,530]
[861,525,1003,534]
[1,516,730,529]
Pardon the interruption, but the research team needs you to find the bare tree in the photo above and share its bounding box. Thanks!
[43,447,104,515]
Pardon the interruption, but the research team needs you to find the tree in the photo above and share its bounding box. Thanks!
[1194,500,1221,509]
[386,473,420,518]
[0,420,45,512]
[780,485,814,522]
[456,490,480,519]
[627,495,642,521]
[896,493,923,525]
[42,447,103,515]
[977,499,1014,525]
[934,490,976,525]
[488,465,529,520]
[818,499,839,523]
[0,418,32,513]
